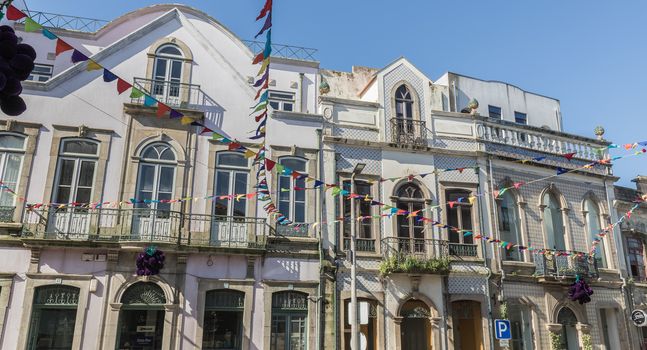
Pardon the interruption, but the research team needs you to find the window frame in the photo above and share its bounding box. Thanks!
[497,191,523,261]
[135,142,177,211]
[27,63,54,82]
[270,291,309,350]
[202,289,245,350]
[51,138,100,205]
[584,198,607,268]
[342,179,374,240]
[394,183,426,240]
[514,111,528,125]
[488,105,502,119]
[268,90,296,112]
[152,44,184,99]
[0,132,26,207]
[214,151,249,218]
[277,156,307,223]
[394,84,415,120]
[542,191,567,251]
[445,189,475,245]
[626,236,646,281]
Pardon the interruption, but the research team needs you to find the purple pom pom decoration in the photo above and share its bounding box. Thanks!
[568,277,593,304]
[135,246,165,276]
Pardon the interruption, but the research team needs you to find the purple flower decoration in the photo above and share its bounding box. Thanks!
[568,277,593,304]
[136,246,165,276]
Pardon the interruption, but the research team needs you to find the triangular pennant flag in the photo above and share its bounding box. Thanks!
[256,0,273,20]
[254,70,269,87]
[254,110,268,122]
[42,28,57,40]
[129,87,144,98]
[199,126,214,135]
[55,39,74,56]
[228,142,243,151]
[252,51,265,65]
[6,5,26,20]
[86,60,102,71]
[265,159,276,171]
[24,17,43,33]
[180,116,193,125]
[116,79,132,95]
[562,152,577,161]
[244,149,256,159]
[170,109,183,119]
[157,103,171,117]
[556,167,568,175]
[71,49,89,63]
[103,69,118,82]
[263,30,272,57]
[255,12,272,38]
[468,196,476,205]
[143,95,157,107]
[257,57,270,76]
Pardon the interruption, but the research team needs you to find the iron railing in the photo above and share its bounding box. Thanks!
[381,237,449,260]
[132,77,204,109]
[16,10,108,32]
[21,207,266,248]
[242,40,318,61]
[0,206,15,223]
[389,118,428,146]
[184,214,267,248]
[343,238,376,252]
[533,253,598,278]
[448,243,479,257]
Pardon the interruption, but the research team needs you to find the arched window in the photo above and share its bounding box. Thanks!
[271,291,308,350]
[446,189,476,256]
[118,282,167,349]
[395,183,425,245]
[27,285,80,349]
[214,152,249,217]
[136,142,176,212]
[498,191,523,261]
[203,289,245,349]
[277,157,307,223]
[0,132,25,208]
[395,84,414,119]
[542,191,566,250]
[584,198,606,268]
[557,307,579,350]
[152,44,184,99]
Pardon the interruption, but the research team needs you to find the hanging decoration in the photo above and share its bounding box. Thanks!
[568,275,594,304]
[136,246,165,276]
[2,4,196,125]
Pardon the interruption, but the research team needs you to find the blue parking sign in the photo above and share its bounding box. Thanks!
[495,319,511,339]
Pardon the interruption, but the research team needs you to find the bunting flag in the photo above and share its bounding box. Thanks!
[102,69,118,82]
[55,39,74,56]
[5,4,26,20]
[86,60,102,71]
[116,79,132,95]
[156,103,171,117]
[42,28,57,40]
[23,17,42,32]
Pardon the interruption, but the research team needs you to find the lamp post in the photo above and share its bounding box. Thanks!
[350,163,365,350]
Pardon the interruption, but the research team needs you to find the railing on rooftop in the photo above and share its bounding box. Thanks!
[242,40,318,61]
[16,10,109,32]
[476,119,608,162]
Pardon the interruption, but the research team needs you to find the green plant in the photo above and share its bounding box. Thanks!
[582,333,592,350]
[499,302,508,319]
[378,256,450,276]
[550,331,564,350]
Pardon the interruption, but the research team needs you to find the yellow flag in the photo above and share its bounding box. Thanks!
[86,60,102,71]
[180,116,193,125]
[257,58,270,76]
[244,149,256,158]
[468,196,476,205]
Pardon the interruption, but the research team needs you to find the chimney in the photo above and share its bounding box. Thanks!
[632,176,647,194]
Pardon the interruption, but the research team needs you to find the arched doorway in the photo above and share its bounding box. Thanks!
[116,282,167,350]
[558,307,579,350]
[27,285,80,350]
[451,300,483,350]
[400,300,431,350]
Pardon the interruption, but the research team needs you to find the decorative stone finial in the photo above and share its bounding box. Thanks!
[319,75,330,95]
[594,126,605,140]
[468,98,479,110]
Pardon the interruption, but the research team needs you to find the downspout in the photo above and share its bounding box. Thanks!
[477,162,495,350]
[488,158,506,304]
[432,159,449,350]
[299,73,305,113]
[604,179,634,347]
[452,80,458,113]
[316,128,324,350]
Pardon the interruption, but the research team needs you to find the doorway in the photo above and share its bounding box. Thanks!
[452,300,483,350]
[400,300,431,350]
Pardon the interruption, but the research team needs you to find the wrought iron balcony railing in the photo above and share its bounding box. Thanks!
[448,243,479,257]
[343,237,376,252]
[16,10,109,32]
[0,206,15,223]
[242,40,318,61]
[131,78,204,109]
[273,223,310,237]
[381,237,449,260]
[533,253,598,278]
[21,207,267,249]
[389,118,428,147]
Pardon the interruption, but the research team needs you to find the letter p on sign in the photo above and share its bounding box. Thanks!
[495,319,512,340]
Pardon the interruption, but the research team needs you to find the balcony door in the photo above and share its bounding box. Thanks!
[0,133,25,221]
[133,143,176,241]
[394,84,416,143]
[211,152,249,246]
[152,44,183,105]
[395,183,425,254]
[49,139,99,239]
[446,189,476,257]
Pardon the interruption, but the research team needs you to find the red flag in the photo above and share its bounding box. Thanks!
[265,159,276,171]
[291,171,301,179]
[256,0,273,20]
[448,201,456,209]
[228,142,242,151]
[157,103,171,117]
[200,127,214,135]
[255,85,267,100]
[6,5,26,20]
[116,78,131,95]
[55,39,74,56]
[254,110,268,122]
[252,51,264,65]
[562,152,577,161]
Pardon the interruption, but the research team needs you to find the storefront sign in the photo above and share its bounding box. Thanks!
[136,326,156,333]
[632,309,647,327]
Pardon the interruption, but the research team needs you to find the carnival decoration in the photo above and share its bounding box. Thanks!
[136,246,165,276]
[568,275,594,304]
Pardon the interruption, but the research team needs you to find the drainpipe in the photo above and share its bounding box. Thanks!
[488,158,506,301]
[451,80,458,113]
[477,162,495,350]
[604,179,635,348]
[316,128,324,350]
[299,73,305,113]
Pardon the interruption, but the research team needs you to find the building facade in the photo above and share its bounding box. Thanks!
[0,3,639,350]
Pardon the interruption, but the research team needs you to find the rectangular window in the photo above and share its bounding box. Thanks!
[488,105,502,119]
[342,180,373,239]
[278,158,306,224]
[509,305,533,350]
[27,64,54,82]
[269,91,296,112]
[514,112,527,125]
[627,237,646,281]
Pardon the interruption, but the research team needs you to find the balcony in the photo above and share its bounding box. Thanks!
[389,118,428,147]
[131,78,205,110]
[274,223,310,237]
[0,206,15,223]
[381,237,448,260]
[533,253,598,278]
[343,237,377,253]
[476,119,609,162]
[21,207,266,249]
[448,243,479,257]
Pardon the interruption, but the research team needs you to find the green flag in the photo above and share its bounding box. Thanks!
[24,17,42,32]
[129,87,144,98]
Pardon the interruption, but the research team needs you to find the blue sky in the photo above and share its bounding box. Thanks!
[20,0,647,186]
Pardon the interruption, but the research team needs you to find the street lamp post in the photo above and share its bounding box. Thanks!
[350,163,365,350]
